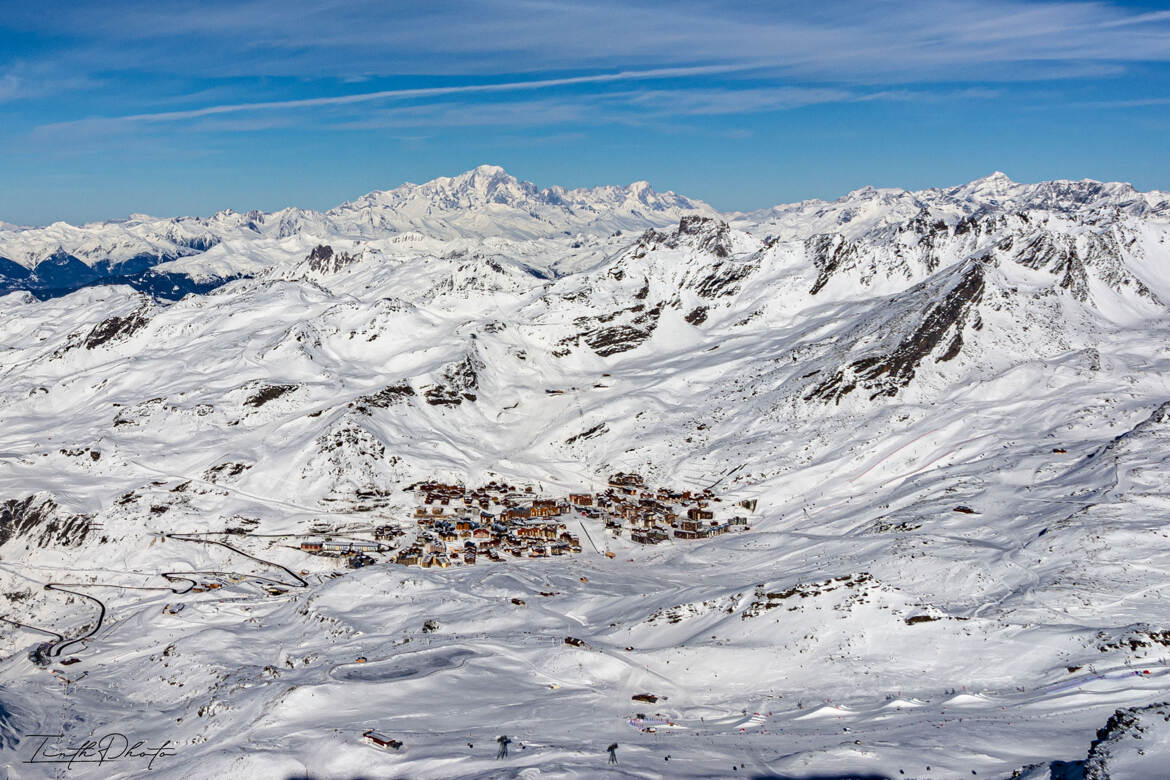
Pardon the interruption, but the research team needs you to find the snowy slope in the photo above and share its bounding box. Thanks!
[2,171,1170,778]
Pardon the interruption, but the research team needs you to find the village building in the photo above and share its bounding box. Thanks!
[348,553,375,569]
[373,525,399,541]
[362,730,400,750]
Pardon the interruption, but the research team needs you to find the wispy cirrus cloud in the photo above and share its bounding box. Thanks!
[0,72,21,102]
[0,61,101,103]
[1073,95,1170,108]
[67,65,749,125]
[332,99,594,132]
[616,87,857,116]
[7,0,1170,86]
[36,81,1006,139]
[6,0,1170,139]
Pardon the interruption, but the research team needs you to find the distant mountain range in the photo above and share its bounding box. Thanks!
[0,165,716,298]
[4,165,1166,300]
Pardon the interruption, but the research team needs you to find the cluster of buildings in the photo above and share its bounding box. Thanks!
[393,480,585,567]
[296,474,752,570]
[593,473,749,544]
[298,537,387,568]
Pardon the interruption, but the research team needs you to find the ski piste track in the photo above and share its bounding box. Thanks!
[0,532,308,661]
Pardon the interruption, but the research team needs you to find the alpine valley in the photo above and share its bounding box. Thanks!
[3,165,1170,778]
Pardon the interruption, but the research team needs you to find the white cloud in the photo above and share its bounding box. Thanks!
[10,0,1170,138]
[0,73,22,102]
[52,65,737,125]
[617,87,856,115]
[8,0,1170,84]
[32,81,1011,139]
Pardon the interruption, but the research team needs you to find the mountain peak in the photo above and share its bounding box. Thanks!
[947,170,1021,202]
[469,163,509,177]
[959,171,1016,192]
[408,165,535,206]
[446,164,518,188]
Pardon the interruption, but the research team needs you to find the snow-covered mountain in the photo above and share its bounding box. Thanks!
[0,165,716,297]
[3,169,1170,778]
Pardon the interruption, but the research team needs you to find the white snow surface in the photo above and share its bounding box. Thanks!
[3,168,1170,778]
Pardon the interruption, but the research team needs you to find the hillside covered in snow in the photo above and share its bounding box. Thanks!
[3,167,1170,778]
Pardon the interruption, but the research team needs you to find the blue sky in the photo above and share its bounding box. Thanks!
[2,0,1170,225]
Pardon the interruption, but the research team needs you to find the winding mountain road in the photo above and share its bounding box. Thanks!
[3,532,310,661]
[42,584,105,657]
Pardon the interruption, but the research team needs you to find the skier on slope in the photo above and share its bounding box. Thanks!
[497,735,511,759]
[607,743,618,764]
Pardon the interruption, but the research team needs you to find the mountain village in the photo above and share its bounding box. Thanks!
[297,473,751,569]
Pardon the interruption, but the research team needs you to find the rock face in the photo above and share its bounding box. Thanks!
[1083,701,1170,779]
[558,302,665,358]
[305,244,359,275]
[352,384,415,414]
[424,354,483,406]
[0,496,93,548]
[805,259,987,403]
[83,305,152,349]
[245,384,299,408]
[637,215,734,259]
